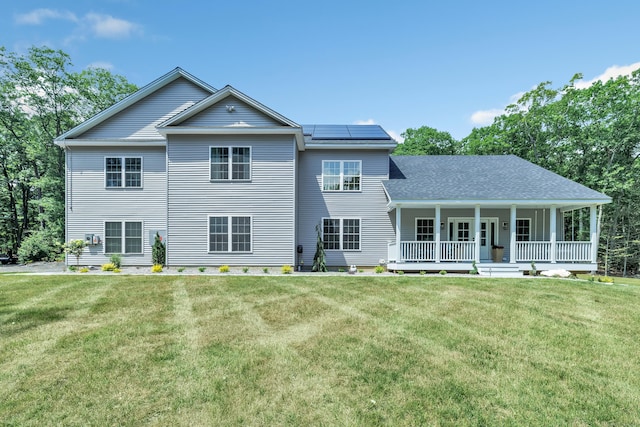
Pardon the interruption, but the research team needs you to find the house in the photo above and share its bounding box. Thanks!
[55,68,611,274]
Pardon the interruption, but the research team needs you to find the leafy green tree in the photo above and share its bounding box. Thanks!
[152,233,166,266]
[393,126,460,155]
[63,239,88,267]
[0,46,137,260]
[312,224,327,272]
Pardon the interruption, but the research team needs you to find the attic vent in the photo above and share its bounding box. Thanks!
[226,105,235,112]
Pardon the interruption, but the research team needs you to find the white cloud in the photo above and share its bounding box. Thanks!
[574,62,640,89]
[15,8,78,25]
[86,13,140,39]
[470,108,503,126]
[87,61,114,70]
[387,130,404,143]
[354,119,376,125]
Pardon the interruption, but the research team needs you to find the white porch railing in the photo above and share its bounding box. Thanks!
[440,241,475,261]
[556,242,592,262]
[401,241,436,261]
[516,242,551,261]
[390,240,594,263]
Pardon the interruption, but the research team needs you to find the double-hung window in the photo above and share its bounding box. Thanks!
[104,221,143,254]
[322,160,361,191]
[105,157,142,188]
[209,216,252,252]
[516,219,531,241]
[416,218,435,241]
[322,218,360,251]
[210,147,251,181]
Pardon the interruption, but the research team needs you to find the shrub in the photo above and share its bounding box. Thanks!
[374,265,384,274]
[113,268,121,273]
[263,267,269,274]
[80,267,89,273]
[470,260,478,275]
[281,265,293,274]
[338,268,345,273]
[177,267,185,273]
[242,267,249,273]
[101,263,117,272]
[219,265,230,273]
[397,270,405,275]
[109,253,122,269]
[598,275,614,283]
[151,264,163,273]
[198,267,206,273]
[439,270,447,275]
[68,265,77,272]
[420,270,426,275]
[18,229,62,263]
[151,232,165,266]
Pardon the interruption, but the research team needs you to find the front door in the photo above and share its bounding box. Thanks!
[451,218,498,261]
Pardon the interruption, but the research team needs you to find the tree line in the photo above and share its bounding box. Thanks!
[394,71,640,276]
[0,46,137,261]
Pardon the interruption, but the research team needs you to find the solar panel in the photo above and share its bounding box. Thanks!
[302,124,391,140]
[346,125,389,139]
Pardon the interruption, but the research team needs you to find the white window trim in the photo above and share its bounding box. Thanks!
[516,218,531,241]
[321,160,362,192]
[322,217,362,252]
[415,217,435,241]
[104,156,143,189]
[103,220,144,255]
[209,146,252,182]
[207,215,253,253]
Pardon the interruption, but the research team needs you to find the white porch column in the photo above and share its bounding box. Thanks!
[590,205,598,264]
[474,205,481,262]
[550,205,557,263]
[435,204,441,263]
[510,205,517,264]
[396,205,402,262]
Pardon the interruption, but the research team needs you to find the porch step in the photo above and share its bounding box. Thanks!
[477,265,523,278]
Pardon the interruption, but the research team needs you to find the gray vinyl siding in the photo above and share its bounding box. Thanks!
[181,96,281,127]
[167,134,296,266]
[297,149,394,267]
[78,78,211,140]
[65,146,167,266]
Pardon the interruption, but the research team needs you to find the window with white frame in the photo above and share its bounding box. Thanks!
[210,147,251,181]
[516,219,531,241]
[322,160,361,191]
[322,218,360,250]
[104,221,143,254]
[105,157,142,188]
[209,216,252,252]
[416,218,435,241]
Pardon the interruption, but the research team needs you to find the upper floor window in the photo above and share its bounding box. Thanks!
[322,160,361,191]
[210,147,251,181]
[105,157,142,188]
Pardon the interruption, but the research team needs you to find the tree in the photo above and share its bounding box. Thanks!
[0,46,137,260]
[152,232,166,266]
[312,224,327,272]
[63,239,87,267]
[393,126,460,155]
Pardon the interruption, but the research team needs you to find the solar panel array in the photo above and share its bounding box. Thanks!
[302,125,390,140]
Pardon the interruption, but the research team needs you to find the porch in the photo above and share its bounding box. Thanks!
[386,204,601,274]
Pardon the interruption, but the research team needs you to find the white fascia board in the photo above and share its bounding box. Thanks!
[55,139,166,148]
[387,199,612,209]
[157,127,305,150]
[304,142,397,150]
[55,68,217,142]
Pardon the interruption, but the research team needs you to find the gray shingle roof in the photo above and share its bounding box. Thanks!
[383,155,611,203]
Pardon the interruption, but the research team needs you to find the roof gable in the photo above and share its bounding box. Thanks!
[56,68,216,142]
[383,155,611,205]
[160,85,299,129]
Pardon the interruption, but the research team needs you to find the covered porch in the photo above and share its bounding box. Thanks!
[386,203,602,274]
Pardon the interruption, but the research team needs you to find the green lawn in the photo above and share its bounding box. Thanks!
[1,275,639,426]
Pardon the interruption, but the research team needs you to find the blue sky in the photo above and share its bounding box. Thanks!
[2,0,640,142]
